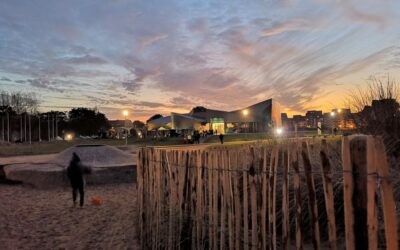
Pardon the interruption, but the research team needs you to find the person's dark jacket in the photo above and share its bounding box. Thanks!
[67,153,91,187]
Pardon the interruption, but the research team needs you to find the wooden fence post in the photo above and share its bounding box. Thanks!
[301,141,321,250]
[366,137,378,250]
[137,148,144,246]
[261,147,269,250]
[320,139,337,250]
[213,151,219,250]
[268,145,279,250]
[342,136,355,250]
[343,135,369,250]
[243,149,249,250]
[375,137,399,250]
[249,147,258,250]
[220,150,226,250]
[233,150,242,250]
[281,145,289,250]
[208,151,214,249]
[227,150,234,250]
[290,142,302,250]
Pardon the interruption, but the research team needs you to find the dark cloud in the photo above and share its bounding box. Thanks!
[120,79,142,94]
[58,55,108,65]
[1,77,11,81]
[187,18,208,33]
[135,101,167,108]
[27,78,64,93]
[170,96,196,106]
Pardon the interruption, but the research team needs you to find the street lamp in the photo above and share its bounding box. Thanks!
[242,109,249,136]
[330,111,336,135]
[123,110,129,145]
[65,133,73,141]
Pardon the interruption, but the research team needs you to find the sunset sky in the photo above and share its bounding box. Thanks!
[1,0,400,121]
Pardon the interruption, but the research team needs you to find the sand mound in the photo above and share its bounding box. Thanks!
[3,145,137,188]
[4,164,66,188]
[53,144,135,168]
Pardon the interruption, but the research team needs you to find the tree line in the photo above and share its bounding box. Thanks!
[0,90,110,144]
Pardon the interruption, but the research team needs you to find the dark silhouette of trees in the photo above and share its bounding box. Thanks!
[348,76,399,135]
[66,108,110,136]
[0,90,113,142]
[0,91,39,143]
[133,120,145,129]
[131,120,146,138]
[347,75,400,166]
[191,106,207,113]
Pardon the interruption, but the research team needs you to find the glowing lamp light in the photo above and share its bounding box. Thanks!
[330,111,335,117]
[242,109,249,116]
[65,134,73,141]
[338,108,342,113]
[276,128,283,135]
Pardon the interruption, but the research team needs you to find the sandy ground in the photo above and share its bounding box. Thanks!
[0,183,140,250]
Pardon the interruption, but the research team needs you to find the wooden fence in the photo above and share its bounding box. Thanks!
[136,135,399,249]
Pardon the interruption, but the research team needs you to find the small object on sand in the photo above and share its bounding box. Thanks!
[92,196,103,206]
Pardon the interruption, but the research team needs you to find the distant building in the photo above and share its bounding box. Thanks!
[292,115,307,129]
[285,108,357,133]
[281,113,290,129]
[147,99,282,134]
[324,109,356,130]
[305,110,323,128]
[109,119,133,138]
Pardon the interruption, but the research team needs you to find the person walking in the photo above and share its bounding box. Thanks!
[219,133,224,144]
[67,153,91,207]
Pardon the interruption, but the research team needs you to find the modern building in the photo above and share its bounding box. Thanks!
[147,99,282,134]
[146,116,172,131]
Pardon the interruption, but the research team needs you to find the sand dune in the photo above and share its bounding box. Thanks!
[0,183,139,250]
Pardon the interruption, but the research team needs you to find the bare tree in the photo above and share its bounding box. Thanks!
[1,116,4,142]
[347,75,400,168]
[0,90,39,143]
[38,115,41,142]
[347,75,399,112]
[48,114,51,142]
